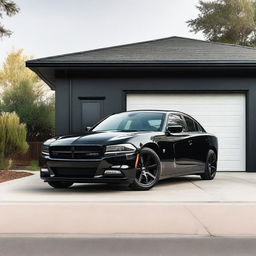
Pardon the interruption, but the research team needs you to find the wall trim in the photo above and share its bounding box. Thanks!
[78,96,106,100]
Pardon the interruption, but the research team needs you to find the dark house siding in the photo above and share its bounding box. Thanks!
[53,69,256,172]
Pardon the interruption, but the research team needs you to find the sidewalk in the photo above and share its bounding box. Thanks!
[1,172,256,235]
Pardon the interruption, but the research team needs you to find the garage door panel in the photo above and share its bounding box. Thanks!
[219,148,242,157]
[206,127,243,137]
[219,155,242,161]
[191,115,242,123]
[219,138,242,147]
[127,93,246,171]
[220,161,243,171]
[129,105,242,116]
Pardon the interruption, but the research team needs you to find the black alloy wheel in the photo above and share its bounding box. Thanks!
[48,181,73,189]
[201,149,217,180]
[130,147,160,190]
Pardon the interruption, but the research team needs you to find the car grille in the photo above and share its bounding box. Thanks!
[49,146,103,159]
[52,167,96,178]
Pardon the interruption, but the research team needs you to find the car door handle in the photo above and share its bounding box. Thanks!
[188,140,193,146]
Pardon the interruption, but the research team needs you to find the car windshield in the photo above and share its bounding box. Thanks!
[92,112,166,132]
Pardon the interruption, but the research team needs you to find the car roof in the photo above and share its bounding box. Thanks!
[124,109,188,115]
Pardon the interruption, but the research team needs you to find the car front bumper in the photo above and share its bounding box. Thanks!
[39,153,138,184]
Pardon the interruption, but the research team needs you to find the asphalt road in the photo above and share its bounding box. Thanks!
[0,236,256,256]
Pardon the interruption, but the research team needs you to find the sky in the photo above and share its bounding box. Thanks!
[0,0,203,64]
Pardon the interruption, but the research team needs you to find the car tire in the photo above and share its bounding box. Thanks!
[201,149,217,180]
[130,147,161,191]
[48,181,73,188]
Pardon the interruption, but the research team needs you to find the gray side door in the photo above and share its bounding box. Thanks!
[81,100,104,131]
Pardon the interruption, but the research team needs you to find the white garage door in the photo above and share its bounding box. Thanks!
[127,94,246,171]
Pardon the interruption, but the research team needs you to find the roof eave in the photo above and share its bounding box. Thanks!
[26,61,256,68]
[28,66,55,89]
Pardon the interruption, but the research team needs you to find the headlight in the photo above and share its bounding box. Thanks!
[105,144,136,156]
[42,145,49,156]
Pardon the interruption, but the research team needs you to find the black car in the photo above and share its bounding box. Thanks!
[40,110,218,190]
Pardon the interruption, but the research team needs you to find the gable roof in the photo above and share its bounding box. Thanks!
[27,36,256,67]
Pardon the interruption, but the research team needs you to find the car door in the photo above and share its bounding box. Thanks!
[170,115,198,173]
[160,113,192,176]
[182,115,206,173]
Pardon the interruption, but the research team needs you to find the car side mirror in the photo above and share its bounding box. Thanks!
[85,126,91,132]
[166,125,183,134]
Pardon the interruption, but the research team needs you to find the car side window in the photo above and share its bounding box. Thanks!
[183,116,197,132]
[168,114,186,130]
[194,121,202,132]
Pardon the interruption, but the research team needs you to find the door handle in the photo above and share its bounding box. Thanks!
[188,140,193,146]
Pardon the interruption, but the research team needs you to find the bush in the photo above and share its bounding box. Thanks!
[1,80,55,141]
[0,49,55,141]
[0,112,28,170]
[27,160,40,171]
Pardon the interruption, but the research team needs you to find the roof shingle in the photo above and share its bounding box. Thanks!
[27,36,256,65]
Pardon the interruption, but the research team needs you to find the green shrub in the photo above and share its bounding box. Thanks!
[0,112,28,170]
[28,160,39,171]
[1,80,55,141]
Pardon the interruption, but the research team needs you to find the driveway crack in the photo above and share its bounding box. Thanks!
[185,205,212,237]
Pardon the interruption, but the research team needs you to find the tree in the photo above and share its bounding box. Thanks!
[0,0,19,38]
[187,0,256,46]
[0,49,55,141]
[0,112,28,170]
[0,80,55,141]
[0,49,38,87]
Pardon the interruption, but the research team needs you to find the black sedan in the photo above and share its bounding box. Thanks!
[40,110,218,190]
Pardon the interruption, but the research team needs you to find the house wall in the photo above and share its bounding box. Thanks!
[55,69,256,171]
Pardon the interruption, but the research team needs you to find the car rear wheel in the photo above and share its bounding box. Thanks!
[201,149,217,180]
[130,147,161,191]
[48,181,73,189]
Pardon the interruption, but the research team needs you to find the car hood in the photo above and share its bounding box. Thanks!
[46,131,160,147]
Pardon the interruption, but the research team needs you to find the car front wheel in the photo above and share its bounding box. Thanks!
[48,181,73,189]
[201,149,217,180]
[130,147,161,191]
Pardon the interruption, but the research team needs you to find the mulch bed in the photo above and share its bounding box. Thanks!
[0,170,34,183]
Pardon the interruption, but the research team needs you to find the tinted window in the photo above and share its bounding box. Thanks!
[92,112,165,132]
[194,121,202,132]
[184,116,197,132]
[168,114,186,129]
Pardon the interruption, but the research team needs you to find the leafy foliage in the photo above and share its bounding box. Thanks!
[0,49,55,141]
[1,80,55,141]
[0,0,19,38]
[0,49,38,87]
[0,112,28,170]
[187,0,256,46]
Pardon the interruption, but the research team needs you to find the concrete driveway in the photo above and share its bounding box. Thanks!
[1,172,256,203]
[1,172,256,236]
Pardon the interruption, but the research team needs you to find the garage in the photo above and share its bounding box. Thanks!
[127,94,246,171]
[27,36,256,172]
